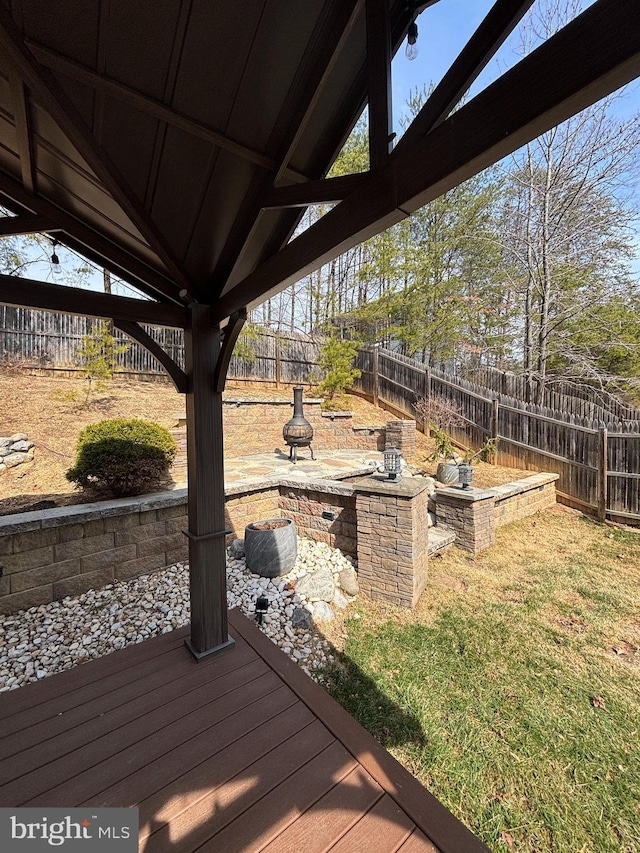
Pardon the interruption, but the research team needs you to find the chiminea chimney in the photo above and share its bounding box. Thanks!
[282,386,315,463]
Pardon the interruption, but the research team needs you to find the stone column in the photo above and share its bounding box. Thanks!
[354,477,431,608]
[434,486,496,554]
[385,419,416,459]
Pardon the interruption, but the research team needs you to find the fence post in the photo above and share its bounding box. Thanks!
[424,367,431,435]
[491,398,500,464]
[598,425,608,521]
[372,346,379,407]
[275,338,281,388]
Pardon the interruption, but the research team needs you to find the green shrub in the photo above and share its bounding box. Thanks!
[66,418,177,497]
[317,337,361,407]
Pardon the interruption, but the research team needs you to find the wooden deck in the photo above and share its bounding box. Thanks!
[0,609,487,852]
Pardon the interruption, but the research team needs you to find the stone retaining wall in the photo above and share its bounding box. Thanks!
[169,401,393,481]
[0,471,558,614]
[278,479,357,557]
[435,472,559,554]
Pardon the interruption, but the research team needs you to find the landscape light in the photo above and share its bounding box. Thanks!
[255,595,269,624]
[383,445,402,481]
[458,462,473,490]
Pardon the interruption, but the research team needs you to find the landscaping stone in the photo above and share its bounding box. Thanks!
[291,607,313,629]
[338,566,359,596]
[295,568,335,601]
[312,601,334,622]
[0,536,356,692]
[11,440,34,452]
[0,434,35,472]
[333,589,349,609]
[4,452,30,468]
[228,538,245,559]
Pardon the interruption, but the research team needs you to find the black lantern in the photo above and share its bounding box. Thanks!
[458,461,473,490]
[255,595,269,624]
[383,445,402,481]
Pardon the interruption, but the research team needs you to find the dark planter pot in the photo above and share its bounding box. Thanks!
[436,461,460,486]
[244,518,298,578]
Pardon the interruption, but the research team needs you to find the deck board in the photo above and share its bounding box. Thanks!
[0,609,488,853]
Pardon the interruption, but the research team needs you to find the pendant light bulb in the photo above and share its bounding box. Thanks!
[50,240,62,274]
[405,20,418,61]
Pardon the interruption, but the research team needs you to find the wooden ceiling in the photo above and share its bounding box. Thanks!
[0,0,638,328]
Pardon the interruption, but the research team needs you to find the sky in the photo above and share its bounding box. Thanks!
[391,0,640,131]
[391,0,640,274]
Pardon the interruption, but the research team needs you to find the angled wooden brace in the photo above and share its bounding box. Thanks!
[114,319,187,394]
[214,309,247,393]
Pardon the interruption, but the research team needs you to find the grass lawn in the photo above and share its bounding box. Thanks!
[321,506,640,853]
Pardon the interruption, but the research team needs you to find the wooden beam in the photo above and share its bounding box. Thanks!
[114,319,187,393]
[0,273,188,327]
[213,0,640,322]
[365,0,393,170]
[26,41,308,185]
[263,174,369,209]
[214,309,247,392]
[184,304,233,658]
[0,214,58,235]
[393,0,535,156]
[9,72,35,194]
[0,172,182,303]
[0,7,193,295]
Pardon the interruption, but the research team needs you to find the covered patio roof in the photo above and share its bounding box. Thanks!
[0,0,638,649]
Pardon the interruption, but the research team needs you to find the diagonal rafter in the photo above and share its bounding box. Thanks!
[9,71,35,194]
[0,6,193,294]
[263,173,368,209]
[114,320,187,392]
[212,0,640,323]
[393,0,536,156]
[0,172,182,303]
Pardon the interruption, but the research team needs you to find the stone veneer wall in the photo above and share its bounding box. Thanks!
[0,472,558,614]
[435,473,559,554]
[278,479,357,557]
[354,478,431,608]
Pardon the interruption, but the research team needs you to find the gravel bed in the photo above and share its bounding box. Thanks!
[0,537,354,693]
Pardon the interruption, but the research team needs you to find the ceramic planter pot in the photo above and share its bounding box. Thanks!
[436,461,460,486]
[244,518,298,578]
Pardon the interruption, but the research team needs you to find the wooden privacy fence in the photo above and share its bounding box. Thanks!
[0,306,323,385]
[355,347,640,523]
[456,364,640,422]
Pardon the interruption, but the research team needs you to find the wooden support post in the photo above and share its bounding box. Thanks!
[598,425,608,521]
[372,346,379,407]
[275,338,281,388]
[365,0,392,171]
[184,303,234,660]
[491,398,500,465]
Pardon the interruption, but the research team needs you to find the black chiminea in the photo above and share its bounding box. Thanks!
[283,386,315,463]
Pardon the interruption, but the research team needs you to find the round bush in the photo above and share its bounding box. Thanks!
[66,418,177,497]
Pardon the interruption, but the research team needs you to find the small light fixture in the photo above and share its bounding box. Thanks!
[50,239,62,274]
[383,445,402,481]
[458,462,473,490]
[255,595,269,624]
[405,19,418,61]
